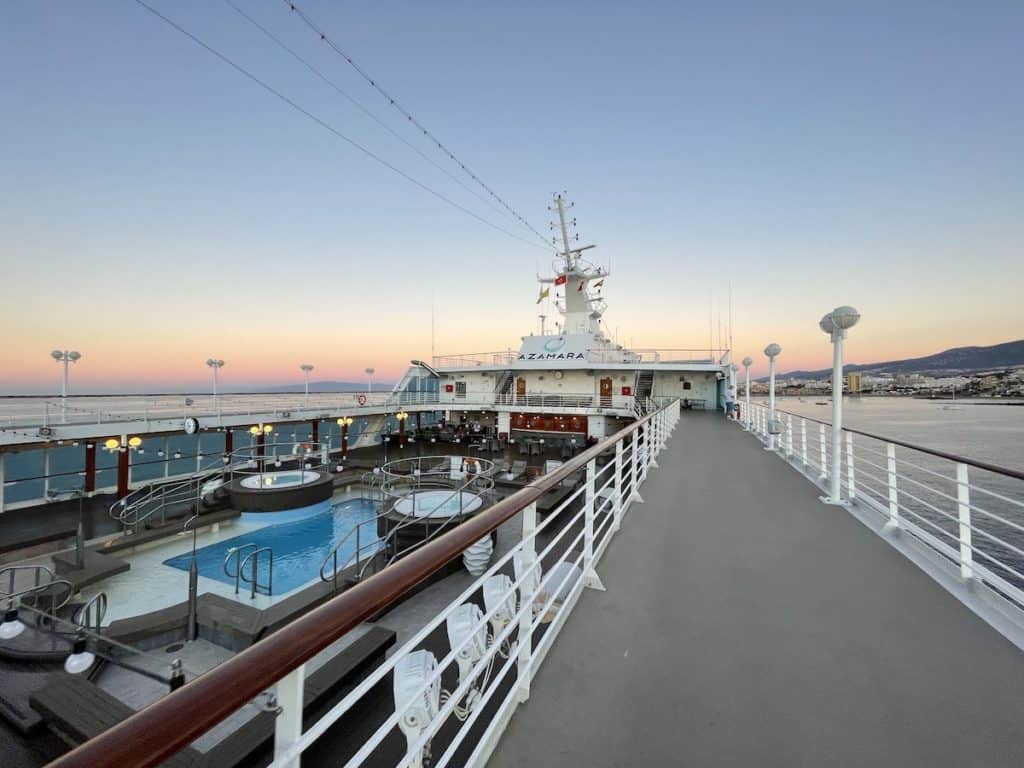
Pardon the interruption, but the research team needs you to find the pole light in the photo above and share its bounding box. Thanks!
[741,356,753,430]
[819,305,860,504]
[206,359,225,415]
[51,350,82,423]
[365,367,375,394]
[300,364,314,406]
[763,344,782,450]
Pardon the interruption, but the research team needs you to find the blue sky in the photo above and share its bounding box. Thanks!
[1,1,1022,392]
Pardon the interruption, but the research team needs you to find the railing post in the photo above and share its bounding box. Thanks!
[649,416,660,468]
[886,443,899,529]
[800,418,808,466]
[272,664,305,768]
[818,423,827,480]
[630,430,643,504]
[845,432,856,500]
[613,437,624,530]
[957,463,972,580]
[582,458,605,591]
[785,414,793,458]
[517,501,537,703]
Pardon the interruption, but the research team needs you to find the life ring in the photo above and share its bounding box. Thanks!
[357,394,367,406]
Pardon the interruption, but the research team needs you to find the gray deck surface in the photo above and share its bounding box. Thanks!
[489,414,1024,767]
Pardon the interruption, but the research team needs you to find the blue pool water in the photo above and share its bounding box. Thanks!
[163,498,380,595]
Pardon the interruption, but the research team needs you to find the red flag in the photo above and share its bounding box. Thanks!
[554,274,567,286]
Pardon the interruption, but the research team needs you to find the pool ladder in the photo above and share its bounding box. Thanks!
[223,544,273,599]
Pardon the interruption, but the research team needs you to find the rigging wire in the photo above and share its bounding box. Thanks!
[222,0,511,223]
[279,0,553,248]
[131,0,550,251]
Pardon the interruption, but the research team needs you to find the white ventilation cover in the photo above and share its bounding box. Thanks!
[393,649,440,768]
[482,574,516,633]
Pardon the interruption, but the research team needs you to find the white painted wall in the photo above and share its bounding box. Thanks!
[653,372,720,409]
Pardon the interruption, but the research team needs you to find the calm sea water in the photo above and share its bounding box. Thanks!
[764,396,1024,470]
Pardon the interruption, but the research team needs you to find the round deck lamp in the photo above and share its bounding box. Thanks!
[64,634,95,675]
[819,305,861,504]
[128,436,142,449]
[0,608,26,640]
[103,438,120,452]
[741,356,753,430]
[763,344,782,450]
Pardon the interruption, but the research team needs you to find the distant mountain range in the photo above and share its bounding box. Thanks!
[253,380,394,394]
[777,339,1024,381]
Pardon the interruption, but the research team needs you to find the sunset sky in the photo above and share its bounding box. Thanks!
[2,1,1021,394]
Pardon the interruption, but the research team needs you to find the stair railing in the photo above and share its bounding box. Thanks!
[238,547,273,599]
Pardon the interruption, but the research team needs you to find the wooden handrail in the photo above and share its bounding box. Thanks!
[47,404,669,768]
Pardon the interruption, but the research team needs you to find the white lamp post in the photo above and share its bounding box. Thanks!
[51,349,81,423]
[763,344,781,450]
[300,364,314,406]
[206,359,224,415]
[365,367,375,395]
[819,305,860,504]
[741,357,753,430]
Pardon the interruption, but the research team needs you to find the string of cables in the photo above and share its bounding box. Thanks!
[131,0,551,251]
[222,0,511,223]
[279,0,553,249]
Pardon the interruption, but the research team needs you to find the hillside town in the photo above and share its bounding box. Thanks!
[751,367,1024,398]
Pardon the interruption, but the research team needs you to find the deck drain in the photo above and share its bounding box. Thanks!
[165,643,185,653]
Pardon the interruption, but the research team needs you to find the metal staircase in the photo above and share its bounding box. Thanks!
[495,369,515,398]
[223,544,274,598]
[110,470,223,531]
[635,370,654,402]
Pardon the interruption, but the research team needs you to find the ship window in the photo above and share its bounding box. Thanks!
[455,381,467,398]
[683,382,692,390]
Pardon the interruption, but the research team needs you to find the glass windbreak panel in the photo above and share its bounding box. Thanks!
[48,444,86,493]
[130,437,165,483]
[167,434,198,476]
[4,450,45,504]
[199,432,225,471]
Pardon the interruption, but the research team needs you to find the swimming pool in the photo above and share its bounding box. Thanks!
[163,498,380,595]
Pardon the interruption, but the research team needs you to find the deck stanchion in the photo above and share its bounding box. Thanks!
[957,463,973,579]
[845,432,856,500]
[517,501,537,702]
[886,443,899,529]
[613,437,624,530]
[630,431,643,504]
[582,458,605,591]
[785,415,793,457]
[819,424,827,480]
[273,664,305,768]
[800,418,808,466]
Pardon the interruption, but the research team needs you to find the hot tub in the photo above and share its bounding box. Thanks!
[239,470,321,490]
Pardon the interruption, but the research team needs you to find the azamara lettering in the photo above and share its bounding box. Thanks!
[517,352,586,361]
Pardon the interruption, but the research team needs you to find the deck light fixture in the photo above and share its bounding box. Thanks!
[741,357,753,430]
[51,349,82,423]
[206,359,225,414]
[0,608,26,640]
[819,305,861,504]
[300,364,314,405]
[64,634,96,675]
[365,367,375,394]
[763,344,782,450]
[104,438,120,451]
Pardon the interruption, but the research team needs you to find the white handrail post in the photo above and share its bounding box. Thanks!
[649,416,660,468]
[273,663,305,768]
[845,432,856,501]
[630,429,643,504]
[885,443,899,529]
[818,424,827,480]
[516,501,537,702]
[582,458,605,590]
[785,414,793,458]
[613,436,624,530]
[957,463,973,580]
[800,418,808,466]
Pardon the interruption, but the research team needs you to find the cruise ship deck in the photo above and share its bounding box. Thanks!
[491,413,1024,767]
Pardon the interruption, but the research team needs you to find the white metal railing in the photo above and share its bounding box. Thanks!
[49,401,679,768]
[742,401,1024,612]
[431,352,518,368]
